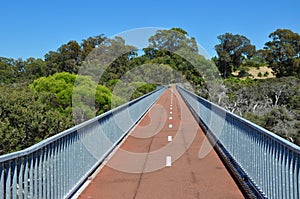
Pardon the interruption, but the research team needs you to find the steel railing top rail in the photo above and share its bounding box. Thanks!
[177,86,300,154]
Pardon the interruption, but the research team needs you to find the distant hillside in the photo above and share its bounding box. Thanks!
[232,66,275,79]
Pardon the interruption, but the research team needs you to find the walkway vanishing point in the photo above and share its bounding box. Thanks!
[75,87,244,199]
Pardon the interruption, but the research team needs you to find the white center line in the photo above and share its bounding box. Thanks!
[169,116,172,120]
[169,124,173,128]
[170,107,173,110]
[170,111,172,114]
[166,156,172,167]
[168,136,172,142]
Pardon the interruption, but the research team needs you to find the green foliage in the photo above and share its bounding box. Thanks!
[45,35,106,76]
[1,28,300,155]
[227,77,300,145]
[238,68,250,77]
[258,72,262,77]
[130,83,156,100]
[0,86,73,154]
[148,28,198,53]
[30,72,77,111]
[263,71,269,77]
[30,72,112,120]
[215,33,256,78]
[263,29,300,78]
[0,57,17,84]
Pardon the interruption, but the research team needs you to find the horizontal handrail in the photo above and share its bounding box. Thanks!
[177,86,300,199]
[0,87,166,199]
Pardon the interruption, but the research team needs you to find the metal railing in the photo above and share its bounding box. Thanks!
[177,86,300,199]
[0,87,166,199]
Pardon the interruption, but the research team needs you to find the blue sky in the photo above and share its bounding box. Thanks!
[0,0,299,59]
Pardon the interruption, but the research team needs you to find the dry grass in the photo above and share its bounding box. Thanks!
[232,66,275,79]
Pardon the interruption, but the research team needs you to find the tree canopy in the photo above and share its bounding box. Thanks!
[263,29,300,77]
[1,28,300,154]
[215,33,256,78]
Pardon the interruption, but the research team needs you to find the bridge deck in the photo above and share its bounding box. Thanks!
[75,87,244,199]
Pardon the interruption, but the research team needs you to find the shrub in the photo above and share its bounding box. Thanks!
[258,72,262,77]
[264,71,269,77]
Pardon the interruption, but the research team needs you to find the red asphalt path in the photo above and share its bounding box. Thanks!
[76,87,244,199]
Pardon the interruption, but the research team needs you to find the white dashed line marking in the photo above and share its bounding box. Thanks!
[170,111,172,114]
[166,156,172,167]
[168,136,172,142]
[169,124,173,128]
[169,116,172,120]
[170,107,173,110]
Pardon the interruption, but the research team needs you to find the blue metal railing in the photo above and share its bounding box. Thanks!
[0,87,166,199]
[177,86,300,199]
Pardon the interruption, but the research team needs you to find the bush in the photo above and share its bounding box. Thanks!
[0,86,73,154]
[264,71,269,77]
[238,68,250,77]
[258,72,262,77]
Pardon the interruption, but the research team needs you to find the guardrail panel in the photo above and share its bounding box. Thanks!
[177,86,300,199]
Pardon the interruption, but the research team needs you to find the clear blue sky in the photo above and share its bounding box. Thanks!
[0,0,299,59]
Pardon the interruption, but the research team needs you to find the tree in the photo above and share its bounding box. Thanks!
[45,40,81,75]
[81,34,106,60]
[20,57,47,81]
[215,33,256,78]
[263,29,300,77]
[143,28,208,87]
[0,57,17,83]
[0,86,73,154]
[30,72,112,120]
[148,28,198,53]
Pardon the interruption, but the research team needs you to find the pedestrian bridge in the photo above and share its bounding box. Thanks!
[0,86,299,199]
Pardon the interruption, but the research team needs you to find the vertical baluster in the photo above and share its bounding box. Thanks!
[47,144,51,199]
[255,130,259,186]
[279,144,284,199]
[55,138,63,198]
[283,147,288,199]
[60,138,64,198]
[24,156,29,199]
[43,147,48,199]
[297,154,300,199]
[11,159,17,199]
[67,134,71,194]
[6,161,11,198]
[271,140,276,199]
[69,133,74,192]
[284,149,291,199]
[38,150,43,199]
[18,157,24,199]
[53,141,58,199]
[64,136,68,197]
[261,134,266,192]
[266,136,270,197]
[258,134,264,188]
[29,154,33,199]
[275,142,280,199]
[289,152,295,199]
[0,162,4,198]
